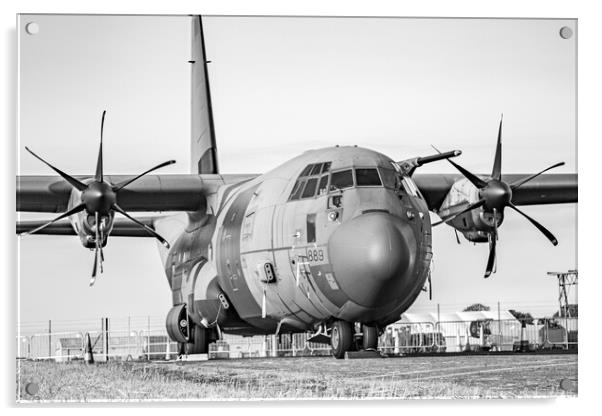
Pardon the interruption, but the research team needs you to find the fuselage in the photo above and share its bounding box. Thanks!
[163,146,432,335]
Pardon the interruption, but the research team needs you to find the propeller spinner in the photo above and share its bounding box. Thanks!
[434,115,564,278]
[21,111,175,285]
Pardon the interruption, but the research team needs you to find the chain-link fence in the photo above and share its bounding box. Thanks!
[16,316,577,361]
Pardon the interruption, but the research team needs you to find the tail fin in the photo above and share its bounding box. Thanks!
[191,16,218,174]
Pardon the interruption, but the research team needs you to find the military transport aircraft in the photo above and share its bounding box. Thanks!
[16,16,577,358]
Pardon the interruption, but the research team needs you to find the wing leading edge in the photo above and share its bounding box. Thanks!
[17,173,258,213]
[414,173,577,212]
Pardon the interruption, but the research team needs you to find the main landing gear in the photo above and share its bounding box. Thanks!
[330,320,379,359]
[179,324,211,355]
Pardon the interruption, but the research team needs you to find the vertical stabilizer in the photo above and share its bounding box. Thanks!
[191,16,218,174]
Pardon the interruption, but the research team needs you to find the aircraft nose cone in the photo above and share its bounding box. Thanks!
[328,212,417,307]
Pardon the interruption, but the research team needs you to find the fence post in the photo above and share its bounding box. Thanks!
[105,317,109,361]
[497,302,501,347]
[48,320,52,358]
[272,334,278,357]
[147,316,151,360]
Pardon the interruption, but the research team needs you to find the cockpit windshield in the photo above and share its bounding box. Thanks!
[329,170,354,192]
[288,161,421,201]
[356,168,382,187]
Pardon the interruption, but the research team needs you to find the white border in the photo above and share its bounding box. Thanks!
[2,0,598,414]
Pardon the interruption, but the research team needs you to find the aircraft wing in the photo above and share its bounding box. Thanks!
[413,173,578,212]
[17,173,257,213]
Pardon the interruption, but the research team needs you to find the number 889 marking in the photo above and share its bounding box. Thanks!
[306,248,324,262]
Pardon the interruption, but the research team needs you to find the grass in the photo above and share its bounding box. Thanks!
[16,354,578,402]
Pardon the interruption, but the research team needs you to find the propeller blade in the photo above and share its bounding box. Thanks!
[111,203,170,248]
[99,222,105,270]
[20,203,85,236]
[510,162,565,190]
[91,212,101,281]
[96,212,105,274]
[508,203,558,246]
[25,147,87,192]
[91,245,98,286]
[431,145,488,189]
[112,160,176,192]
[91,214,100,285]
[95,110,106,182]
[484,208,499,278]
[484,232,497,278]
[491,114,503,181]
[433,199,486,226]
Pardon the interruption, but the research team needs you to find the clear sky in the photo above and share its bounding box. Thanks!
[17,15,577,324]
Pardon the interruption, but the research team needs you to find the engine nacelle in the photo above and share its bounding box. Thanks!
[66,187,114,249]
[436,178,503,242]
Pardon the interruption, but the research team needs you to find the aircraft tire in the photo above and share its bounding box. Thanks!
[184,325,209,355]
[362,325,378,350]
[331,320,353,359]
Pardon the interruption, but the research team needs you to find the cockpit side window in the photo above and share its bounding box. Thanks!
[355,168,382,187]
[300,165,313,177]
[317,174,329,195]
[302,178,319,198]
[309,163,323,176]
[329,169,354,191]
[379,168,397,190]
[379,167,408,194]
[290,179,305,200]
[289,162,332,201]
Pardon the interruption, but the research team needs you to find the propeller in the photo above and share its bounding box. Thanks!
[21,110,175,284]
[434,115,564,278]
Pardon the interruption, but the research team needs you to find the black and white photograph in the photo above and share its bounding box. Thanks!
[8,4,584,405]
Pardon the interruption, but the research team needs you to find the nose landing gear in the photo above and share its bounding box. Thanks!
[362,325,378,350]
[330,320,379,359]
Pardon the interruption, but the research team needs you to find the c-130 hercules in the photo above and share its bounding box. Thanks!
[17,16,577,358]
